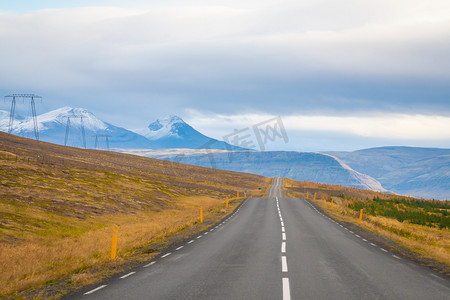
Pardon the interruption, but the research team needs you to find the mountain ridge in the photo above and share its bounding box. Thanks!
[326,146,450,200]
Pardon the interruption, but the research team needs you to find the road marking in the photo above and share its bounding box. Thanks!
[281,227,285,232]
[362,239,367,242]
[380,248,388,252]
[281,242,286,253]
[210,229,214,232]
[281,256,288,272]
[188,240,194,244]
[120,272,136,279]
[282,232,286,240]
[143,261,156,268]
[339,224,343,227]
[84,285,107,295]
[280,218,283,221]
[197,236,202,239]
[349,230,354,233]
[393,255,401,260]
[282,278,291,300]
[204,232,208,235]
[161,253,172,258]
[370,243,377,247]
[355,234,360,238]
[281,222,284,226]
[176,246,184,250]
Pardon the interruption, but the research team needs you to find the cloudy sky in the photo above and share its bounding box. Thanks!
[1,0,449,151]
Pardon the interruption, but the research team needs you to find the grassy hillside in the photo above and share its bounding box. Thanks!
[0,132,269,298]
[283,179,449,271]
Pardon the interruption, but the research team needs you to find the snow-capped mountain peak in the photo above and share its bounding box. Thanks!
[37,106,107,131]
[144,115,189,140]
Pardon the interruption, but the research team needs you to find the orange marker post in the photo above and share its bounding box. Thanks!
[226,197,229,208]
[111,224,118,260]
[200,207,203,223]
[330,200,333,209]
[359,209,363,225]
[237,191,239,199]
[314,193,317,201]
[306,193,309,200]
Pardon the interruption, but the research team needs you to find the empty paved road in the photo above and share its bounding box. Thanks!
[72,178,449,299]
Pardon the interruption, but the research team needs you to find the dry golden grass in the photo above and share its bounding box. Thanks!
[0,196,242,297]
[0,132,269,298]
[283,178,450,267]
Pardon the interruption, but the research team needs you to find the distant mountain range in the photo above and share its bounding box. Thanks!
[1,107,448,199]
[0,107,154,149]
[0,107,239,150]
[327,147,450,200]
[123,149,386,192]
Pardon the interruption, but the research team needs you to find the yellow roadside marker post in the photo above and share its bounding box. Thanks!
[314,193,317,201]
[359,209,363,225]
[111,224,118,260]
[330,200,333,209]
[200,207,203,224]
[226,197,229,208]
[237,191,239,199]
[306,193,309,200]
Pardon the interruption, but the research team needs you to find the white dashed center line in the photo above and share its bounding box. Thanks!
[281,256,288,272]
[282,278,291,300]
[281,242,286,253]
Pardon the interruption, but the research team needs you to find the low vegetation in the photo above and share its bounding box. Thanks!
[283,178,450,268]
[0,132,269,298]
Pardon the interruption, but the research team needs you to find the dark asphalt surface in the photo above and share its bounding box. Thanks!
[71,178,449,299]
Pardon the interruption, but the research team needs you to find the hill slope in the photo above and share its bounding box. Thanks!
[0,132,267,298]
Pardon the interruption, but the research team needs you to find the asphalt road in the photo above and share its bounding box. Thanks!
[72,177,449,299]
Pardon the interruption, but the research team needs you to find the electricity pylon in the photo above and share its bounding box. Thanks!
[4,94,41,141]
[93,134,111,150]
[64,115,86,148]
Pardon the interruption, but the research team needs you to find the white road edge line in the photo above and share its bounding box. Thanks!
[380,248,388,252]
[161,253,172,258]
[393,255,401,259]
[143,261,156,268]
[84,285,107,295]
[120,272,136,279]
[282,278,291,300]
[282,256,288,272]
[281,242,286,253]
[188,240,194,244]
[176,246,184,250]
[282,233,286,240]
